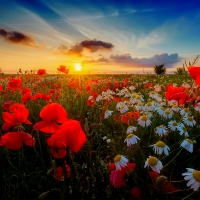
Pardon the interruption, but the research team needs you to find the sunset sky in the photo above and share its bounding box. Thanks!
[0,0,200,74]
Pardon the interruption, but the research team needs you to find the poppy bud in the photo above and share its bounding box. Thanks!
[156,175,168,186]
[38,191,50,199]
[47,168,55,176]
[91,150,97,159]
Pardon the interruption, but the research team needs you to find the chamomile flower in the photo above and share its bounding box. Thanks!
[168,120,178,131]
[134,94,144,103]
[126,126,137,134]
[145,101,155,111]
[104,110,113,119]
[116,102,129,114]
[177,123,189,137]
[154,84,162,92]
[171,104,181,112]
[149,91,158,99]
[138,115,151,127]
[182,116,196,127]
[162,108,173,119]
[182,82,191,88]
[154,93,163,102]
[156,106,165,116]
[194,103,200,112]
[135,102,145,111]
[182,168,200,191]
[180,108,190,116]
[150,141,170,156]
[96,95,102,102]
[155,125,168,137]
[129,85,136,91]
[124,134,140,146]
[114,155,129,170]
[144,156,163,173]
[180,138,196,153]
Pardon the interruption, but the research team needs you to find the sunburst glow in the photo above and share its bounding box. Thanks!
[74,63,82,71]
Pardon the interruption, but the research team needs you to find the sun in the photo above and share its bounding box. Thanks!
[74,63,82,71]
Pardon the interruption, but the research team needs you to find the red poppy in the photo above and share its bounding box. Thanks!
[87,96,95,106]
[110,163,136,188]
[130,187,142,200]
[37,69,46,75]
[47,120,86,158]
[165,85,187,101]
[121,111,140,125]
[149,171,159,181]
[68,80,77,88]
[33,103,68,134]
[0,131,36,150]
[57,65,69,74]
[21,88,31,94]
[2,104,31,131]
[8,77,21,91]
[188,66,200,85]
[2,101,13,111]
[22,92,32,103]
[53,165,71,181]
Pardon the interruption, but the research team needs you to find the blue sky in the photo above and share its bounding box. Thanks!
[0,0,200,73]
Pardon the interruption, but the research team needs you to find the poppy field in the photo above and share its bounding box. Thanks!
[1,66,200,200]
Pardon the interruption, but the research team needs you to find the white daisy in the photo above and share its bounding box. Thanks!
[154,84,162,92]
[155,125,168,137]
[180,138,196,153]
[138,115,151,127]
[144,101,155,111]
[144,156,163,173]
[134,94,144,103]
[149,91,158,99]
[168,120,178,131]
[96,95,102,102]
[150,141,170,156]
[182,116,196,127]
[129,85,136,91]
[124,134,140,146]
[114,155,129,170]
[126,126,137,134]
[162,108,173,119]
[177,123,189,137]
[171,104,181,112]
[156,106,165,116]
[182,168,200,191]
[182,82,191,88]
[104,110,113,119]
[135,102,145,111]
[180,108,190,116]
[194,103,200,112]
[154,93,163,102]
[116,102,129,114]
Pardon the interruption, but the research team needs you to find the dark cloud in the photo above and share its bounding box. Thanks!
[83,56,110,64]
[56,39,114,56]
[0,28,42,48]
[80,39,114,52]
[110,53,181,68]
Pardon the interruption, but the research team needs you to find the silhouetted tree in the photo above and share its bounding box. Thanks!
[154,64,166,75]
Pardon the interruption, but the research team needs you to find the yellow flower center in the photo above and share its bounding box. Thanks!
[187,116,193,121]
[148,157,158,166]
[120,105,125,109]
[127,134,134,138]
[156,141,166,147]
[138,102,143,106]
[150,91,155,94]
[185,138,194,144]
[193,170,200,182]
[141,115,148,121]
[165,109,170,114]
[183,127,187,132]
[158,125,164,128]
[173,105,178,108]
[184,108,189,112]
[136,95,140,99]
[114,155,121,162]
[131,94,136,98]
[172,122,178,126]
[160,106,164,110]
[146,102,152,106]
[158,94,162,97]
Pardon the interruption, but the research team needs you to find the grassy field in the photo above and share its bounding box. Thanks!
[0,71,200,200]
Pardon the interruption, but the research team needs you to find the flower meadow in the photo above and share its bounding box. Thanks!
[1,66,200,200]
